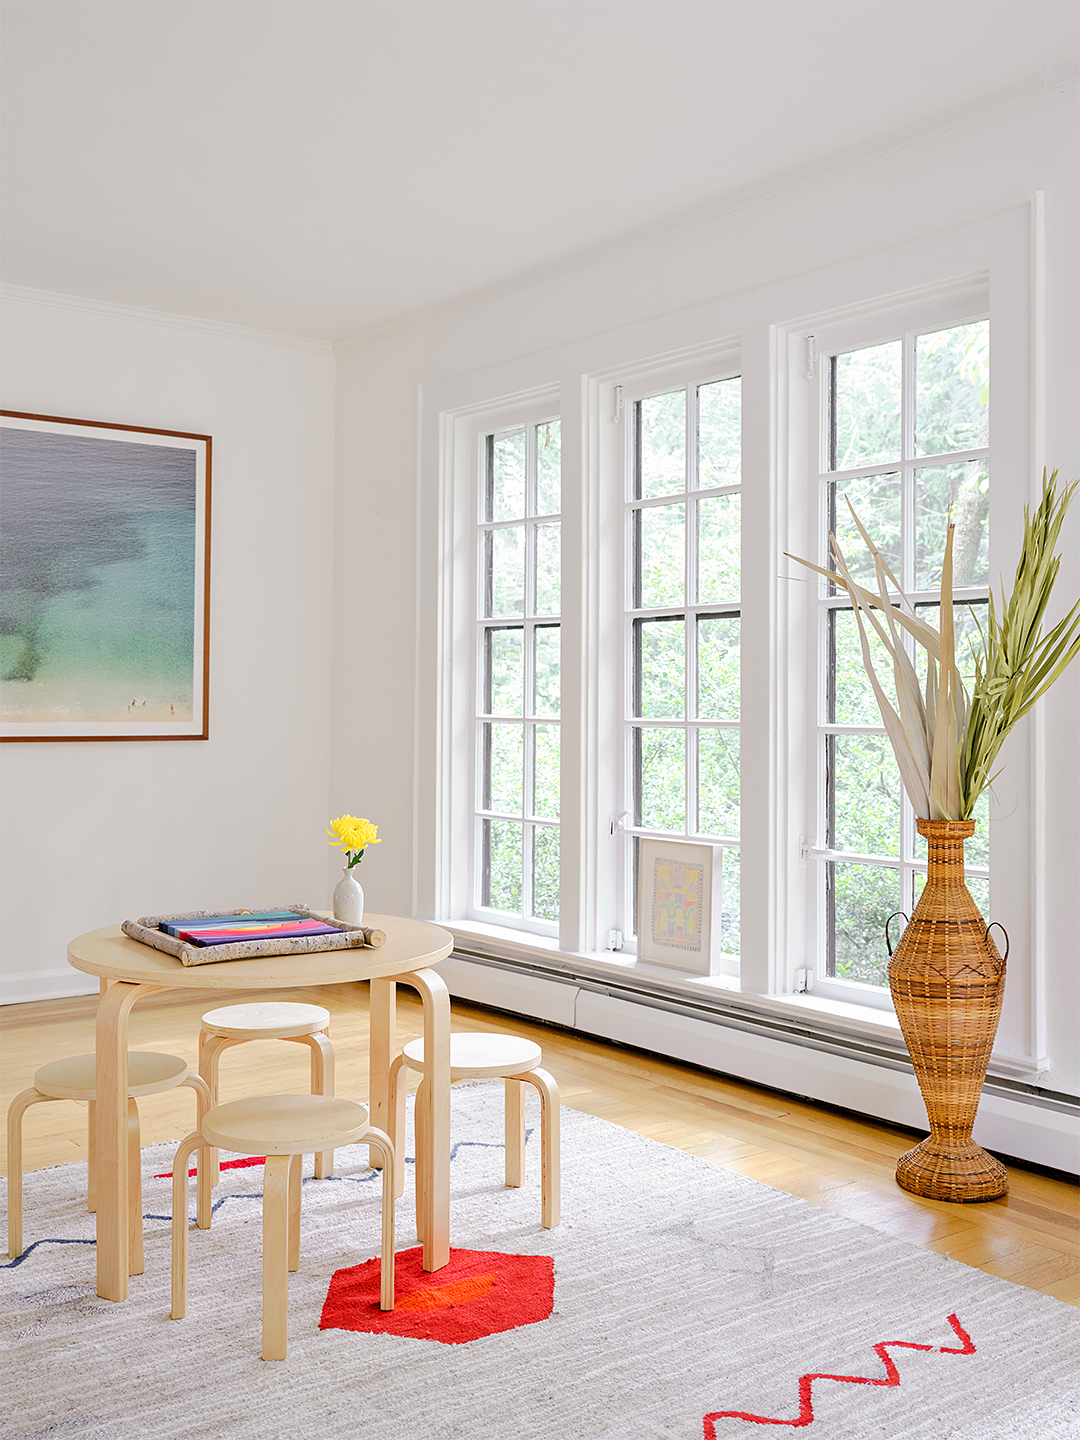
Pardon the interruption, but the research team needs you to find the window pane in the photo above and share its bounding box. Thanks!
[916,321,989,457]
[697,614,740,719]
[720,847,740,955]
[487,525,524,617]
[636,503,685,607]
[485,722,523,814]
[638,391,685,499]
[533,625,560,716]
[698,728,740,838]
[829,861,897,986]
[489,429,525,522]
[635,617,685,718]
[915,460,989,590]
[535,521,561,616]
[483,819,522,913]
[536,420,561,515]
[829,607,896,726]
[830,341,902,470]
[636,727,685,831]
[697,378,740,489]
[697,493,740,603]
[532,723,560,819]
[828,472,900,590]
[531,825,559,921]
[830,734,900,856]
[486,627,523,716]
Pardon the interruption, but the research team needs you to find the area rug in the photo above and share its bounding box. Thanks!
[2,1083,1078,1440]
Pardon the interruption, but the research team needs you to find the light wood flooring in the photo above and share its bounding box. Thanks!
[2,984,1077,1305]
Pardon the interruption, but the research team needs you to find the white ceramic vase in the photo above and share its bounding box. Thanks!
[332,865,365,926]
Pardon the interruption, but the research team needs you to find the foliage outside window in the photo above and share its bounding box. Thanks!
[819,322,990,987]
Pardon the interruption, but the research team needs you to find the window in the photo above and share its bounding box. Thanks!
[475,419,562,932]
[620,375,742,964]
[811,320,990,992]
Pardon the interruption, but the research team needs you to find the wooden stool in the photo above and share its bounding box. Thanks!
[390,1033,560,1231]
[170,1093,395,1360]
[199,1002,335,1183]
[6,1052,210,1268]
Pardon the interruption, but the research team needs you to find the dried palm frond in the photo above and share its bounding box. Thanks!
[785,468,1080,822]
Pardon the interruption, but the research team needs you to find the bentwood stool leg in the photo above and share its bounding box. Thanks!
[518,1067,560,1229]
[6,1089,58,1259]
[127,1099,145,1276]
[409,967,451,1270]
[263,1155,292,1361]
[199,1033,240,1187]
[290,1032,335,1177]
[504,1078,525,1188]
[287,1153,303,1272]
[170,1130,211,1322]
[388,1053,408,1199]
[365,1127,397,1310]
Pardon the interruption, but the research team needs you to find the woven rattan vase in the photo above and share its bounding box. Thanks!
[887,818,1008,1203]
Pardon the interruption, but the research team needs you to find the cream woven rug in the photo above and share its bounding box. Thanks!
[2,1082,1077,1440]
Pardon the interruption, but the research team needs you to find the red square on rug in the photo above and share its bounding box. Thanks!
[320,1247,554,1344]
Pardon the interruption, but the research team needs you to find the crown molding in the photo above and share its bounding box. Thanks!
[334,61,1078,356]
[0,284,334,356]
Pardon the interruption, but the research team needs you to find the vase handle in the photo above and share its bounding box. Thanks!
[985,921,1009,967]
[885,911,910,957]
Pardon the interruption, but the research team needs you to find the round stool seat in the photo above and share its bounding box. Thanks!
[201,1093,371,1155]
[200,1002,331,1040]
[34,1051,189,1101]
[402,1033,543,1081]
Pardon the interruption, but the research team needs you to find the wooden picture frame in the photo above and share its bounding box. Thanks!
[636,837,723,975]
[1,411,211,741]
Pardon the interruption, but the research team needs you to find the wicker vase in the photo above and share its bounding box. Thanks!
[887,818,1008,1202]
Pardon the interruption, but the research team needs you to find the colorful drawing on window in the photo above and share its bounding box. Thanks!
[651,858,703,952]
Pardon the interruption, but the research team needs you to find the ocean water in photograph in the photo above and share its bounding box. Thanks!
[0,427,197,722]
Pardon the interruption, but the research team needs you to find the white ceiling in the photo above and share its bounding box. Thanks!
[2,1,1077,342]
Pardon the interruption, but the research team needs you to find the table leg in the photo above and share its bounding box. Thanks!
[94,981,161,1300]
[368,977,396,1164]
[407,967,450,1271]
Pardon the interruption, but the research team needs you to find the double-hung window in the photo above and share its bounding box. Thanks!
[808,316,990,998]
[475,418,562,933]
[619,372,743,965]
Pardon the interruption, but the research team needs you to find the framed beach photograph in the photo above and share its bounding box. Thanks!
[1,411,211,741]
[637,837,723,975]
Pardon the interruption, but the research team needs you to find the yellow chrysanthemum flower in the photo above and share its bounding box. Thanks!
[327,814,381,863]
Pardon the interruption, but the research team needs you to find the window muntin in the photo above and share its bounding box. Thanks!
[623,376,742,960]
[818,321,990,990]
[477,421,561,927]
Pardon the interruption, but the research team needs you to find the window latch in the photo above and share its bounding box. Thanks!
[612,385,623,425]
[610,809,630,837]
[805,334,818,381]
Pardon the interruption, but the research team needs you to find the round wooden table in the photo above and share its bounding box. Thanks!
[68,914,454,1301]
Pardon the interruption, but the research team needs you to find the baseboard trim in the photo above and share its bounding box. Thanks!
[1,968,99,1006]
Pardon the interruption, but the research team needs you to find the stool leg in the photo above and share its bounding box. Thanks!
[366,1127,396,1311]
[180,1074,213,1228]
[504,1078,525,1188]
[302,1033,335,1179]
[170,1131,204,1320]
[7,1089,52,1259]
[127,1098,144,1276]
[288,1153,303,1272]
[262,1155,291,1360]
[388,1055,408,1198]
[87,1099,97,1212]
[520,1068,560,1229]
[414,1077,429,1247]
[200,1034,236,1187]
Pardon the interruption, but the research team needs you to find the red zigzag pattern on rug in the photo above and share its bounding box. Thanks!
[702,1312,975,1433]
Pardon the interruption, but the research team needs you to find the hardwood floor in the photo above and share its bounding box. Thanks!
[2,984,1076,1305]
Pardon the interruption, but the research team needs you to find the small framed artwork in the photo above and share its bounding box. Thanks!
[1,411,211,741]
[637,837,723,975]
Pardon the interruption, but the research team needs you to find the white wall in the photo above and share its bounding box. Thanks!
[331,82,1080,1110]
[0,294,337,1002]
